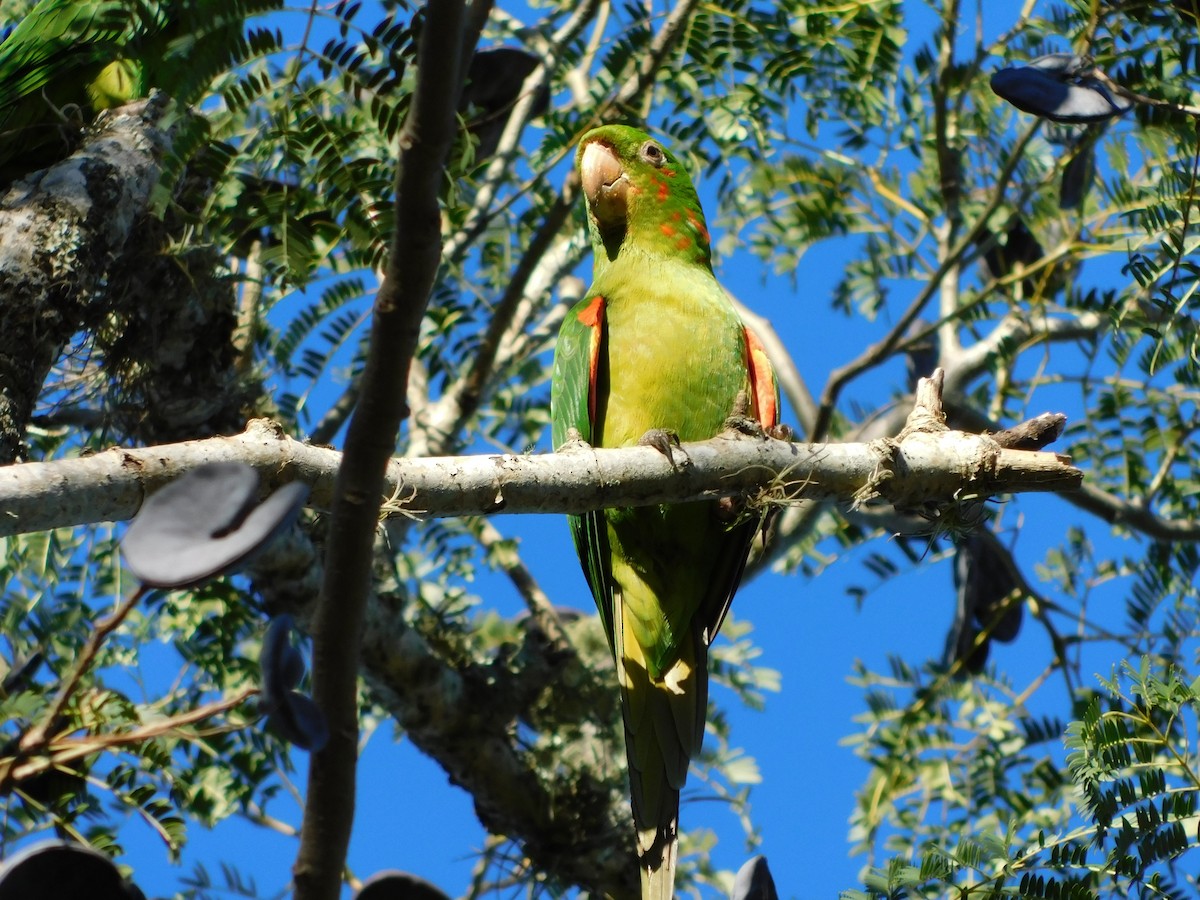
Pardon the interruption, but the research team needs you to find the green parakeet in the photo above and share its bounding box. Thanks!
[551,124,778,900]
[0,0,273,180]
[0,2,136,153]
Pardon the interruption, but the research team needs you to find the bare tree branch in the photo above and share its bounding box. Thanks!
[946,308,1107,395]
[0,410,1084,539]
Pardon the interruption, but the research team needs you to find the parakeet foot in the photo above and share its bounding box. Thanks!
[724,415,763,436]
[555,427,592,452]
[638,428,687,470]
[723,392,793,440]
[723,390,764,436]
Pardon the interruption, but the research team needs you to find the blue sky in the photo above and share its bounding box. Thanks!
[50,1,1166,897]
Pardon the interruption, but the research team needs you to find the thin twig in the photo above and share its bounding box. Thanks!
[809,121,1041,442]
[1091,69,1200,119]
[471,517,572,652]
[9,686,257,782]
[19,584,150,753]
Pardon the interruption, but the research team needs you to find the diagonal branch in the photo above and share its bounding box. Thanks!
[413,186,580,457]
[0,93,183,463]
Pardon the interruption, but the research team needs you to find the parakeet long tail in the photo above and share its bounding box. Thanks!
[615,582,709,900]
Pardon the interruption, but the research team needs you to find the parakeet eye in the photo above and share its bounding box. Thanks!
[640,141,666,166]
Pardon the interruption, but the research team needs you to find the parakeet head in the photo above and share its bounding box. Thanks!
[576,125,711,268]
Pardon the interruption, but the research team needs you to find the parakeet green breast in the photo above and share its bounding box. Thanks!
[595,262,750,449]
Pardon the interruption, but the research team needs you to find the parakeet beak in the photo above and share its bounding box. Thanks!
[581,140,629,225]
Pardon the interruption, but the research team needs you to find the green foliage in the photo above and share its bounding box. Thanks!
[845,657,1200,899]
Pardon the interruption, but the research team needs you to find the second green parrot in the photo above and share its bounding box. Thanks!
[0,0,274,181]
[551,125,778,899]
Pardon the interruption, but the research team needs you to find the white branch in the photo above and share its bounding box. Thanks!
[0,414,1081,538]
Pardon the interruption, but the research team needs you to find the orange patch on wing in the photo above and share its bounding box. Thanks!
[675,236,693,251]
[687,209,710,245]
[656,178,670,203]
[576,294,604,328]
[743,325,778,428]
[660,223,677,237]
[577,295,606,425]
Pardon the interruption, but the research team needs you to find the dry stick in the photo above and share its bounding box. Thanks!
[18,584,151,755]
[808,121,1040,443]
[291,2,474,898]
[943,403,1200,542]
[10,686,258,781]
[1090,69,1200,119]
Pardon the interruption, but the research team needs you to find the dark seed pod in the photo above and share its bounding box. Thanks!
[267,692,329,752]
[460,48,550,161]
[990,53,1132,123]
[732,856,779,900]
[1060,141,1096,209]
[259,614,328,752]
[260,614,305,709]
[0,841,144,900]
[944,531,1025,674]
[122,462,309,589]
[355,870,452,900]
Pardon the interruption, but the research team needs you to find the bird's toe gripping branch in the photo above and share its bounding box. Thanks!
[637,428,688,470]
[765,423,794,442]
[722,389,764,437]
[556,426,593,452]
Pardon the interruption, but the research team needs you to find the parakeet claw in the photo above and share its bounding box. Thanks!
[723,414,764,437]
[723,390,765,436]
[638,428,688,469]
[729,390,751,418]
[556,427,592,451]
[766,423,794,441]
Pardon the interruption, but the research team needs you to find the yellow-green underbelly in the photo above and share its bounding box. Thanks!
[594,262,752,675]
